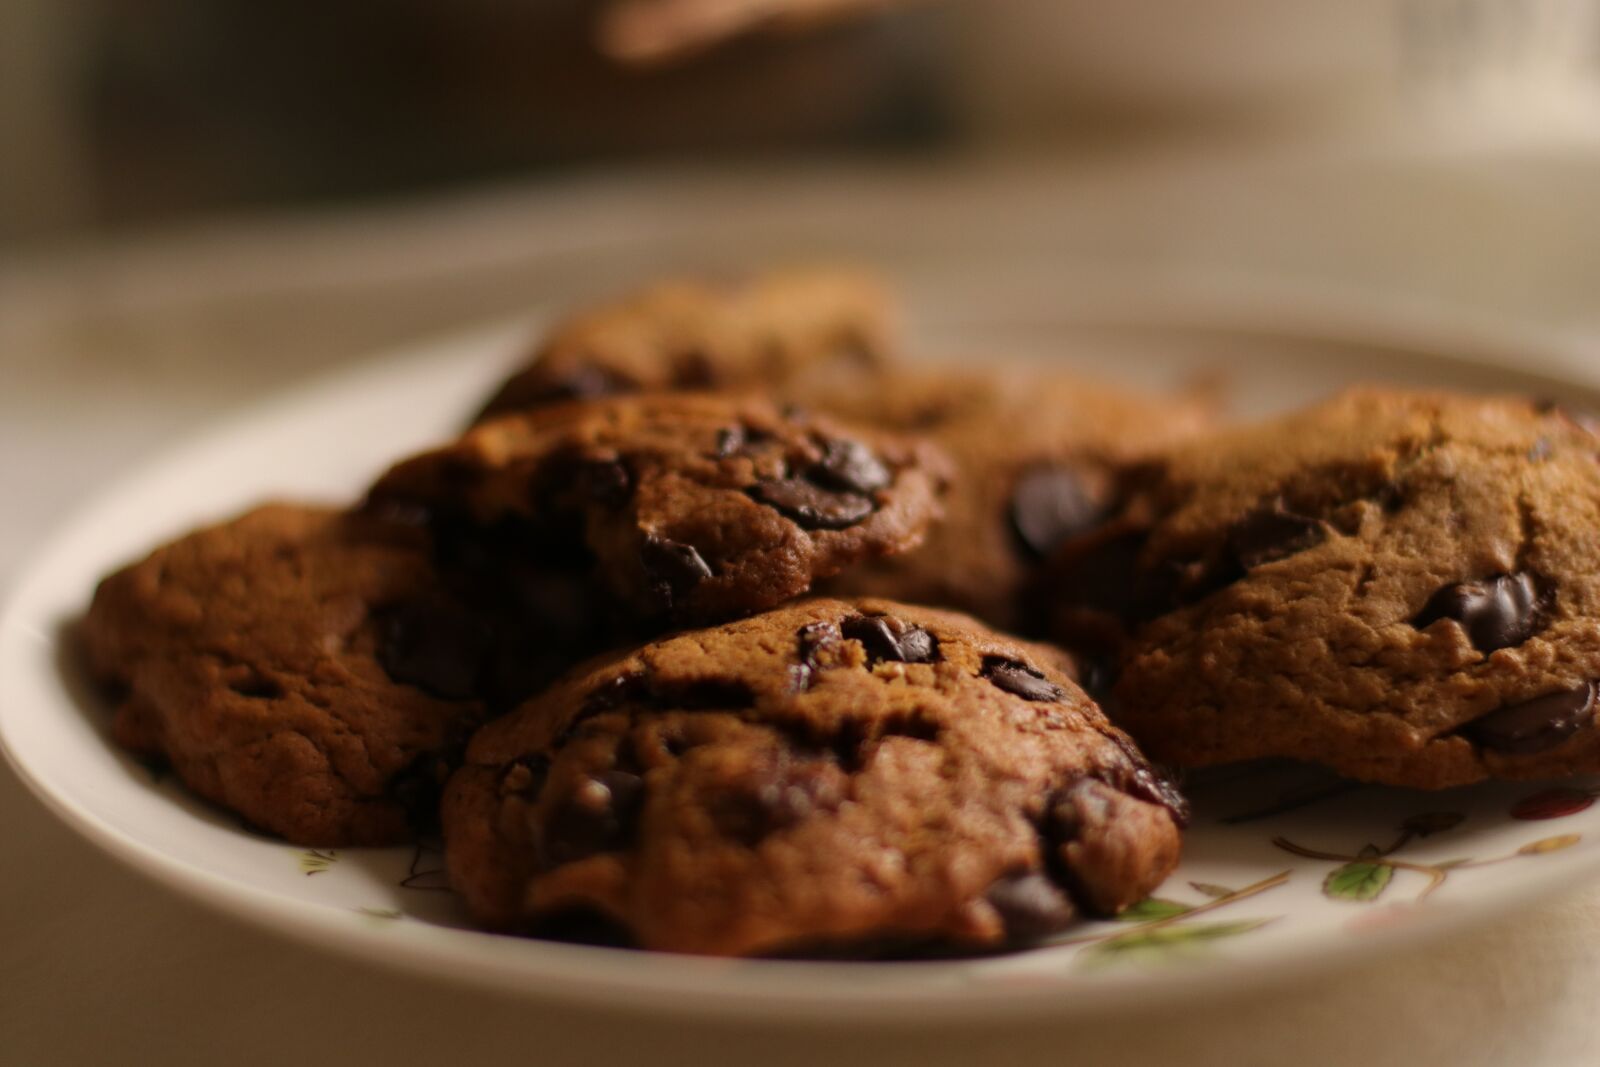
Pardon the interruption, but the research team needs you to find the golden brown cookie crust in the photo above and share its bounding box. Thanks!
[1052,389,1600,788]
[82,505,485,845]
[443,597,1184,957]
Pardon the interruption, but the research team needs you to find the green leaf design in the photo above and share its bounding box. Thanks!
[1080,919,1272,967]
[1188,882,1235,899]
[1323,860,1392,901]
[298,849,337,876]
[1115,897,1193,922]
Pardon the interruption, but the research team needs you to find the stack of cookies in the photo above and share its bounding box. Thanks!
[81,267,1600,958]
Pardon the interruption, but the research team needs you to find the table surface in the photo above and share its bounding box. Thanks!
[7,141,1600,1066]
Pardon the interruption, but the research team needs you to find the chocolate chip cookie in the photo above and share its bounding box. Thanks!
[811,366,1217,629]
[368,393,950,629]
[81,505,487,845]
[1048,388,1600,788]
[474,268,893,423]
[443,597,1185,957]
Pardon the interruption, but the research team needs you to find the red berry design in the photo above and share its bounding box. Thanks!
[1510,788,1595,821]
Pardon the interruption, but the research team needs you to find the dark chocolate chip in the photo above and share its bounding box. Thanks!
[374,600,489,700]
[812,438,891,495]
[1228,499,1326,569]
[841,615,940,665]
[791,621,842,691]
[541,769,647,865]
[1009,465,1102,560]
[985,871,1077,942]
[747,479,875,530]
[1458,681,1597,755]
[1414,573,1543,653]
[640,535,714,610]
[982,656,1066,702]
[711,764,841,846]
[714,426,745,458]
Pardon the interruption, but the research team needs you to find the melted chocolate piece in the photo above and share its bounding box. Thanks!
[1459,681,1596,755]
[790,621,842,691]
[1414,573,1543,653]
[812,438,891,495]
[1103,732,1191,826]
[714,426,745,458]
[747,479,875,530]
[1228,499,1326,569]
[841,615,939,665]
[982,656,1066,702]
[640,536,714,610]
[541,769,646,865]
[710,763,842,846]
[374,599,490,700]
[1010,465,1101,560]
[985,871,1077,942]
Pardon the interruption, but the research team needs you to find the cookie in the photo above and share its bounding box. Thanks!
[1047,388,1600,788]
[474,268,894,423]
[442,597,1185,956]
[81,505,487,845]
[368,392,950,629]
[811,366,1217,629]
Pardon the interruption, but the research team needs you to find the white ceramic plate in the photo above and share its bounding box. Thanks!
[6,302,1600,1023]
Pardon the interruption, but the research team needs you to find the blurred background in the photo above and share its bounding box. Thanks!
[6,0,1600,242]
[6,0,1600,561]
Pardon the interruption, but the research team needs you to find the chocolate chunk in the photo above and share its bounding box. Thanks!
[1009,465,1101,560]
[1414,573,1543,653]
[1228,499,1326,569]
[641,536,714,609]
[747,479,875,530]
[812,438,891,495]
[1102,731,1190,825]
[374,599,489,700]
[982,656,1066,702]
[791,621,842,691]
[841,615,939,665]
[985,871,1077,942]
[711,764,841,845]
[475,363,630,423]
[541,769,646,865]
[1459,681,1596,755]
[714,426,745,458]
